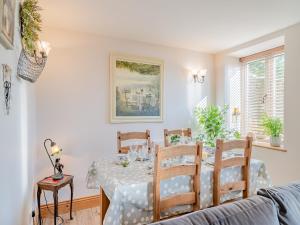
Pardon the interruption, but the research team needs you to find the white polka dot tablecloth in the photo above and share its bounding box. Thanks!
[86,156,271,225]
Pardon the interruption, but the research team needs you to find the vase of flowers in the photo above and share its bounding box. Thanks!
[262,115,283,147]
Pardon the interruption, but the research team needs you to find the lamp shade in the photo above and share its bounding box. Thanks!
[199,69,207,76]
[51,143,62,157]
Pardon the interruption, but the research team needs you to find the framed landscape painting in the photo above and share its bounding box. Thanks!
[110,53,164,123]
[0,0,15,49]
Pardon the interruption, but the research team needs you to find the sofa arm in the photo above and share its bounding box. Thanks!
[258,182,300,225]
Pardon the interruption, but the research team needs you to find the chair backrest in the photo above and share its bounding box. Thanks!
[117,130,151,154]
[164,128,192,147]
[213,136,253,206]
[153,143,202,221]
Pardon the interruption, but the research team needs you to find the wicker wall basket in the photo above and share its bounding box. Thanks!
[17,49,47,83]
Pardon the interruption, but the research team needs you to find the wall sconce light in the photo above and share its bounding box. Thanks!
[193,69,207,84]
[232,107,241,117]
[232,107,241,131]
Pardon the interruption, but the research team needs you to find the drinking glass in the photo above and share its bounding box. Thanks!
[139,144,147,160]
[128,144,138,163]
[148,141,155,162]
[186,137,193,144]
[180,135,186,144]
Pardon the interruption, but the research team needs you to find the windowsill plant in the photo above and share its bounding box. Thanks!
[262,115,283,147]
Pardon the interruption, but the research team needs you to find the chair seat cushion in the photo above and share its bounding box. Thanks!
[258,182,300,225]
[150,196,279,225]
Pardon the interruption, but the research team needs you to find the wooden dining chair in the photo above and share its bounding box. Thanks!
[153,143,202,221]
[117,130,151,154]
[213,136,253,206]
[164,128,192,147]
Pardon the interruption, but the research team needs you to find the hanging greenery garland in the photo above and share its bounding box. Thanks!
[20,0,42,55]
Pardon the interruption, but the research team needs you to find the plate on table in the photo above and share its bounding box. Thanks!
[114,154,129,167]
[117,153,127,161]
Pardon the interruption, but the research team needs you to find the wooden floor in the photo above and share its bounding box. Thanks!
[42,207,100,225]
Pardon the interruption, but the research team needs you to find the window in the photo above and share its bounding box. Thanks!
[232,47,285,141]
[228,66,241,131]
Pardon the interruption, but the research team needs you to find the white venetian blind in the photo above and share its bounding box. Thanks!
[240,47,285,140]
[272,54,285,121]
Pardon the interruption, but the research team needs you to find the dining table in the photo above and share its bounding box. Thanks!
[86,149,271,225]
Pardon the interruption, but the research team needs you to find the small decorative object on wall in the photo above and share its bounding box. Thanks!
[110,53,164,123]
[0,0,16,49]
[2,64,12,115]
[17,0,50,83]
[43,138,64,180]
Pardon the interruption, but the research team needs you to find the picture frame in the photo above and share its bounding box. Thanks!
[110,53,164,123]
[0,0,15,49]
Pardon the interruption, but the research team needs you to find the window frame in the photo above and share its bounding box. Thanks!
[239,46,285,142]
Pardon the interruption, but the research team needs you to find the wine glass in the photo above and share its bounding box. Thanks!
[148,142,156,162]
[180,135,186,144]
[139,143,147,160]
[128,144,138,163]
[186,136,193,144]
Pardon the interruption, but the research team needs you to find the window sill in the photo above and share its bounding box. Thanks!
[253,141,287,152]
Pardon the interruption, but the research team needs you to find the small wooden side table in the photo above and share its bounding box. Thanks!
[37,175,74,225]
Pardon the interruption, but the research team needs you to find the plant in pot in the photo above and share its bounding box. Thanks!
[262,114,283,147]
[194,105,228,147]
[18,0,50,82]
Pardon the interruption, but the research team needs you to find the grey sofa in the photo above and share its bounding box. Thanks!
[258,183,300,225]
[151,183,300,225]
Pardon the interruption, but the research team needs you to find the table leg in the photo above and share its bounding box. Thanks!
[53,191,58,225]
[70,180,74,220]
[37,187,42,225]
[100,187,110,225]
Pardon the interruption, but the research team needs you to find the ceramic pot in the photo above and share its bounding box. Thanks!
[270,136,281,147]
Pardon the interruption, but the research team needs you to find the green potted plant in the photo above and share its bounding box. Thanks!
[262,115,283,147]
[194,105,228,147]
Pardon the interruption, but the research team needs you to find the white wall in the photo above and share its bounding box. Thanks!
[254,23,300,185]
[215,23,300,185]
[214,55,240,107]
[0,2,36,225]
[36,28,215,200]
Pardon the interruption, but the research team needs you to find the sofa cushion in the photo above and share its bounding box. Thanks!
[258,182,300,225]
[150,196,279,225]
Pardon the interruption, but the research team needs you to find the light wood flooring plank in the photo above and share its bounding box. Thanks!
[42,207,100,225]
